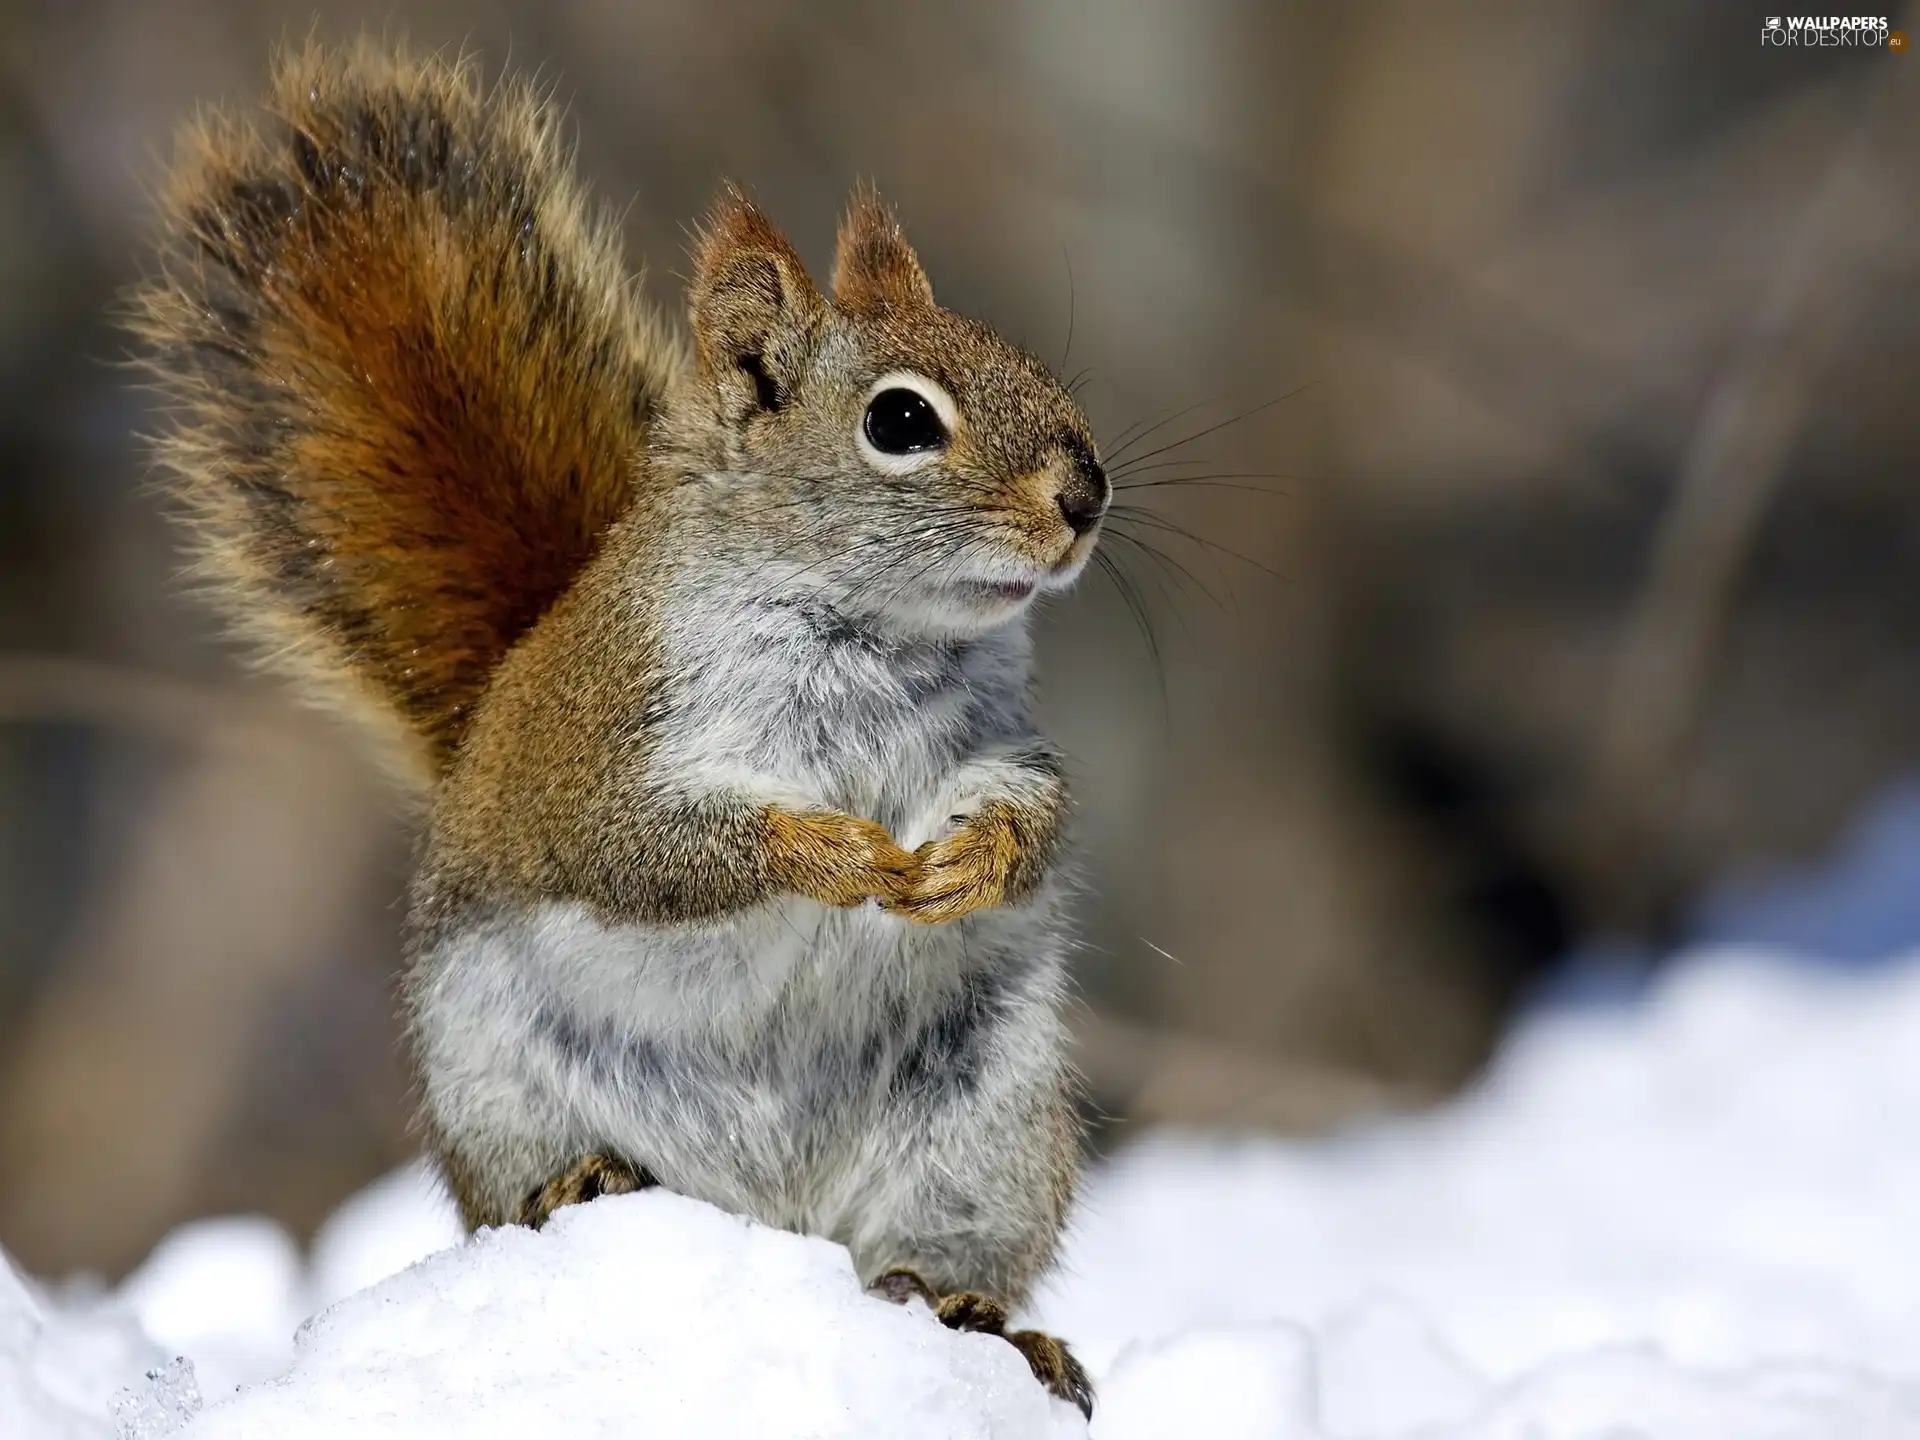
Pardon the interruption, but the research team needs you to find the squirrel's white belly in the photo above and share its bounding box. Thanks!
[412,882,1065,1237]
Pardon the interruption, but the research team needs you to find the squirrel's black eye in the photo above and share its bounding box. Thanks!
[863,387,947,455]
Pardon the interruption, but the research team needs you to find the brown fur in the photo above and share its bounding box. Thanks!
[832,184,936,315]
[763,808,919,908]
[517,1152,653,1229]
[889,796,1066,924]
[129,41,680,782]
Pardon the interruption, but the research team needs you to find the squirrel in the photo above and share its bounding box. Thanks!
[131,42,1108,1416]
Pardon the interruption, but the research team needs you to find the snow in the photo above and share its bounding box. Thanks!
[142,1190,1085,1440]
[1695,778,1920,962]
[0,1255,161,1440]
[305,1164,461,1316]
[1088,1320,1920,1440]
[1033,953,1920,1392]
[9,785,1920,1437]
[1032,953,1920,1436]
[109,1358,200,1440]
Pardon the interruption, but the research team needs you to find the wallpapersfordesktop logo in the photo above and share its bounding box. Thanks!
[1762,15,1906,48]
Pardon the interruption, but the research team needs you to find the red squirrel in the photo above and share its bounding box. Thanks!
[132,43,1109,1414]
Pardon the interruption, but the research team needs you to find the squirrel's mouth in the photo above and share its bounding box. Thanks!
[925,539,1096,625]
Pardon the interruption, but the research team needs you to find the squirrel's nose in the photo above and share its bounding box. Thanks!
[1056,459,1109,537]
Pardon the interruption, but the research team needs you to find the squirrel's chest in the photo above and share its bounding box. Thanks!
[662,612,986,825]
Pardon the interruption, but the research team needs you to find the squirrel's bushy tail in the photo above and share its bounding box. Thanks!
[131,42,679,784]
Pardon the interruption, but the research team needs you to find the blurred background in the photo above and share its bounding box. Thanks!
[0,0,1914,1278]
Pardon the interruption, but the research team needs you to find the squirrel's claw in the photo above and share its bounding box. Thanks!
[516,1152,653,1229]
[885,818,1013,924]
[867,1267,1094,1418]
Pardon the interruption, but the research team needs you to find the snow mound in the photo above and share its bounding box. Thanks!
[1034,950,1920,1398]
[88,1234,1920,1440]
[118,1189,1086,1440]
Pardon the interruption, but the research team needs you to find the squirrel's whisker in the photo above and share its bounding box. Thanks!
[1091,548,1170,717]
[1101,526,1228,617]
[1106,505,1283,581]
[1102,382,1321,475]
[1101,399,1214,466]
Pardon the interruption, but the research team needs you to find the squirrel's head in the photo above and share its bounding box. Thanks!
[678,185,1107,637]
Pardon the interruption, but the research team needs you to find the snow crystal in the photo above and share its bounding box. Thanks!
[108,1357,201,1440]
[113,1217,305,1398]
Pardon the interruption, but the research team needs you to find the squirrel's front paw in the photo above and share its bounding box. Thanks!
[765,808,917,908]
[887,809,1019,924]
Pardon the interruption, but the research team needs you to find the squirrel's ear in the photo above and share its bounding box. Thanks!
[832,184,932,314]
[689,186,824,417]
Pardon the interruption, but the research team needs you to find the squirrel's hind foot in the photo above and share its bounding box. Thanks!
[868,1267,1094,1419]
[517,1152,654,1228]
